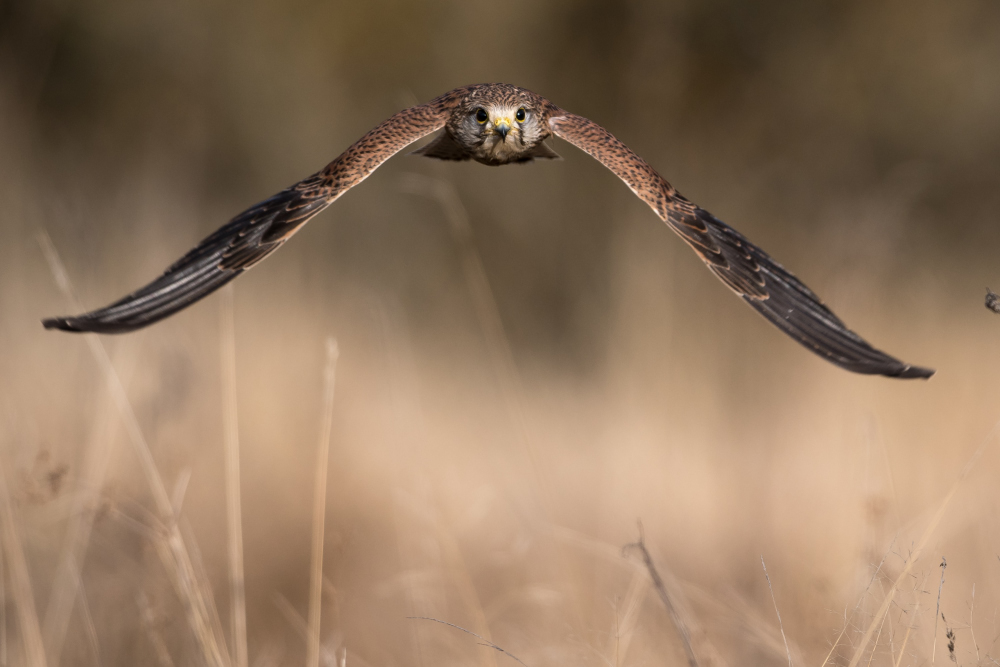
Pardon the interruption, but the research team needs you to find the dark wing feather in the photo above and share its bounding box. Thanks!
[548,112,933,379]
[43,91,466,334]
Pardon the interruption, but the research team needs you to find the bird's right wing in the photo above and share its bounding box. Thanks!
[549,111,933,379]
[43,89,469,333]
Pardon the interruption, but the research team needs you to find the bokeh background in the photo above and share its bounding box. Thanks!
[2,0,1000,664]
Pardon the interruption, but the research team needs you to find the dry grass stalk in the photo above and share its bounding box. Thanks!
[0,459,47,666]
[221,284,248,667]
[74,580,101,665]
[932,557,947,665]
[307,338,340,667]
[180,517,234,666]
[867,606,889,667]
[408,617,528,667]
[136,592,176,667]
[612,569,650,667]
[623,532,699,667]
[847,416,1000,667]
[147,523,229,667]
[557,526,769,665]
[821,540,899,666]
[37,230,230,667]
[273,593,337,666]
[171,468,192,516]
[892,574,927,667]
[819,616,849,667]
[760,557,793,667]
[970,584,980,664]
[42,338,134,665]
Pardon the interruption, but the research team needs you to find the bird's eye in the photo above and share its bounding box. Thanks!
[475,108,488,124]
[515,107,526,122]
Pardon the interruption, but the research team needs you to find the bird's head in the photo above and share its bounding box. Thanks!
[450,85,551,165]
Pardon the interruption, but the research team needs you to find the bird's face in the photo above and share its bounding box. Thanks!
[455,101,547,165]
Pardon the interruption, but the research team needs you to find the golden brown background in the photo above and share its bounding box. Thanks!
[2,0,1000,664]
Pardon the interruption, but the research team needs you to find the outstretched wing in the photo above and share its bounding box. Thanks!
[548,112,933,379]
[43,91,467,333]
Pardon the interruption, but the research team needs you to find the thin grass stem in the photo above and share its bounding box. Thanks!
[0,459,47,666]
[761,557,792,667]
[307,339,339,667]
[37,230,230,667]
[847,415,1000,667]
[932,557,947,665]
[221,284,248,667]
[42,338,134,665]
[624,532,699,667]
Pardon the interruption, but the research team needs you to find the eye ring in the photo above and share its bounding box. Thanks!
[475,108,488,124]
[515,107,526,122]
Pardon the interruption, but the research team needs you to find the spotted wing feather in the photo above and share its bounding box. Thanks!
[548,112,933,379]
[43,91,466,333]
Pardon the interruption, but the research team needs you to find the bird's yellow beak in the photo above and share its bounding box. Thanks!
[494,117,511,140]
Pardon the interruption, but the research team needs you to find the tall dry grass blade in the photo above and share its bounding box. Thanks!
[894,622,914,667]
[37,230,230,667]
[893,575,927,667]
[819,619,849,667]
[971,584,981,663]
[760,557,792,667]
[137,592,176,667]
[221,284,248,667]
[0,459,47,667]
[180,517,234,667]
[866,606,889,667]
[273,593,334,665]
[171,468,192,516]
[623,534,699,667]
[74,580,101,666]
[932,557,947,665]
[43,337,135,665]
[847,416,1000,667]
[611,569,649,667]
[148,518,230,667]
[307,338,339,667]
[822,540,898,667]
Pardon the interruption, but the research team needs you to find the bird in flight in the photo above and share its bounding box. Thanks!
[43,83,933,379]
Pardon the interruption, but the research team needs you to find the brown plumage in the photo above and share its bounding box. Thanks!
[43,83,933,379]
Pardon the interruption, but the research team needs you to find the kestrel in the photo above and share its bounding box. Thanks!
[43,83,933,379]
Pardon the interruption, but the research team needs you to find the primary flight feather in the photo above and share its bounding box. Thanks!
[43,83,933,379]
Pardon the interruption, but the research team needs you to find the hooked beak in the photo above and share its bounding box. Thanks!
[494,117,511,141]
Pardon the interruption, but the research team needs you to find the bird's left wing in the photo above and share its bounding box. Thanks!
[43,91,466,333]
[548,111,933,379]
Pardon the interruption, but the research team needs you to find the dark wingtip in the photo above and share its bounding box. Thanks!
[42,315,142,334]
[893,364,935,380]
[42,316,81,332]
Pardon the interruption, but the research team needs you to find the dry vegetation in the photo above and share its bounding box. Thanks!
[2,0,1000,665]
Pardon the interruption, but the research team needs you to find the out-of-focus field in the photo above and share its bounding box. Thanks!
[2,0,1000,665]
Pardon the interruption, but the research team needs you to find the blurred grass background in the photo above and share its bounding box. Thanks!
[2,0,1000,664]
